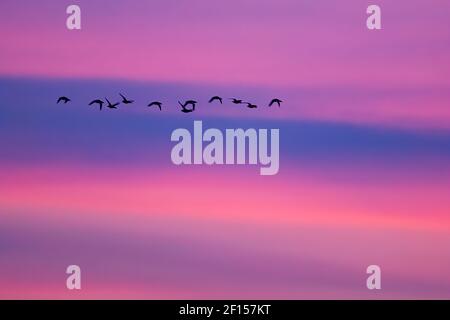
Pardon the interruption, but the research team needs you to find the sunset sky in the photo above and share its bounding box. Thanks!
[0,0,449,299]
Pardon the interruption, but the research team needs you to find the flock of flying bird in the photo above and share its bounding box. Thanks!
[56,94,283,113]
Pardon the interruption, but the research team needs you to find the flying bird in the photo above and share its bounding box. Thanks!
[245,102,258,109]
[119,93,134,104]
[229,98,243,104]
[178,100,197,113]
[180,106,195,113]
[89,99,104,110]
[57,96,71,104]
[269,98,283,107]
[209,96,223,104]
[105,98,119,109]
[148,101,162,111]
[179,100,197,110]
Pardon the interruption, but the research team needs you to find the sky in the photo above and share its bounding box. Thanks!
[0,0,450,299]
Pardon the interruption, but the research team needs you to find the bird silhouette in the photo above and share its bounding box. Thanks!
[269,98,283,107]
[245,102,258,109]
[119,93,134,104]
[178,100,197,113]
[89,99,104,110]
[230,98,243,104]
[57,96,71,104]
[180,106,195,113]
[209,96,223,104]
[179,100,197,110]
[148,101,162,111]
[105,98,120,109]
